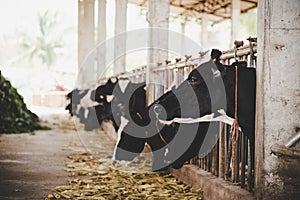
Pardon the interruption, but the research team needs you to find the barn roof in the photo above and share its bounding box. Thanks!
[128,0,257,21]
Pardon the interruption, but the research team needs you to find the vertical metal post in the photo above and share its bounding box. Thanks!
[241,133,246,188]
[219,122,225,178]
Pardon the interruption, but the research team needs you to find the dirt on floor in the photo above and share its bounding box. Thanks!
[0,107,108,200]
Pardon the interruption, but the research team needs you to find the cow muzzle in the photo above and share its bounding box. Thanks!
[154,104,163,115]
[112,159,130,167]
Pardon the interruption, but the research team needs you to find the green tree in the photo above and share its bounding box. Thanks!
[19,11,63,69]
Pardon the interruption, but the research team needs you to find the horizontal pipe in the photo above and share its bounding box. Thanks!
[285,133,300,148]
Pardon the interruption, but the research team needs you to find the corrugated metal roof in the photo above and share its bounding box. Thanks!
[128,0,257,21]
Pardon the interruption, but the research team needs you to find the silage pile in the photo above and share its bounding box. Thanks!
[0,71,42,133]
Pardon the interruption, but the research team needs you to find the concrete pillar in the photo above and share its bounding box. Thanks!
[114,0,127,75]
[231,0,240,46]
[255,0,300,199]
[97,0,106,79]
[78,0,95,88]
[201,14,209,49]
[146,0,169,105]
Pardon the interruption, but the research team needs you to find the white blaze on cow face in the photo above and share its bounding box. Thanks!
[112,116,129,161]
[118,79,130,93]
[80,89,101,118]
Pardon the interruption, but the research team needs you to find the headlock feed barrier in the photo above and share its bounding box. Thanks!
[99,37,257,192]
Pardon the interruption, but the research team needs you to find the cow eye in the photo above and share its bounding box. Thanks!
[100,95,104,99]
[189,76,197,84]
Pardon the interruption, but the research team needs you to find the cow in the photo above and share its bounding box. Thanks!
[112,49,256,172]
[65,77,119,131]
[84,77,119,130]
[65,89,89,117]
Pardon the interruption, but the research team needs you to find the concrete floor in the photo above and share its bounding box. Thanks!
[0,107,105,200]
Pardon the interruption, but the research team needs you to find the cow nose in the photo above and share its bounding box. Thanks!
[154,104,163,115]
[112,159,120,167]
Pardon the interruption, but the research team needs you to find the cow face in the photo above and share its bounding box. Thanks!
[93,77,118,103]
[111,80,150,165]
[154,60,221,120]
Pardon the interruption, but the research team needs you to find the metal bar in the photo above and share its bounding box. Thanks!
[215,138,219,176]
[247,138,253,191]
[285,133,300,148]
[221,45,257,60]
[199,157,203,169]
[203,154,207,171]
[219,122,225,178]
[207,152,211,172]
[241,133,246,188]
[211,145,216,175]
[225,127,232,181]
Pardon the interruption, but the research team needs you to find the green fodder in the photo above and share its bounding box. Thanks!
[0,70,43,133]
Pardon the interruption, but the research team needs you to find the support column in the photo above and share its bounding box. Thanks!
[114,0,127,75]
[146,0,170,105]
[231,0,240,46]
[255,0,300,199]
[78,0,95,88]
[97,0,106,79]
[201,14,209,49]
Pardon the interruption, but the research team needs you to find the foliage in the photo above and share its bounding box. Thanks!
[0,71,42,133]
[19,11,64,69]
[240,9,257,37]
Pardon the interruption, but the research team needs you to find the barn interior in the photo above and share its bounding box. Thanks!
[0,0,299,200]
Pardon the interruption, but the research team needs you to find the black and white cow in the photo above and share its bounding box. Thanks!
[84,77,119,130]
[113,49,256,171]
[65,77,119,131]
[65,89,89,117]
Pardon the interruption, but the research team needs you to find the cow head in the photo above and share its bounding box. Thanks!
[92,77,118,103]
[111,80,150,165]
